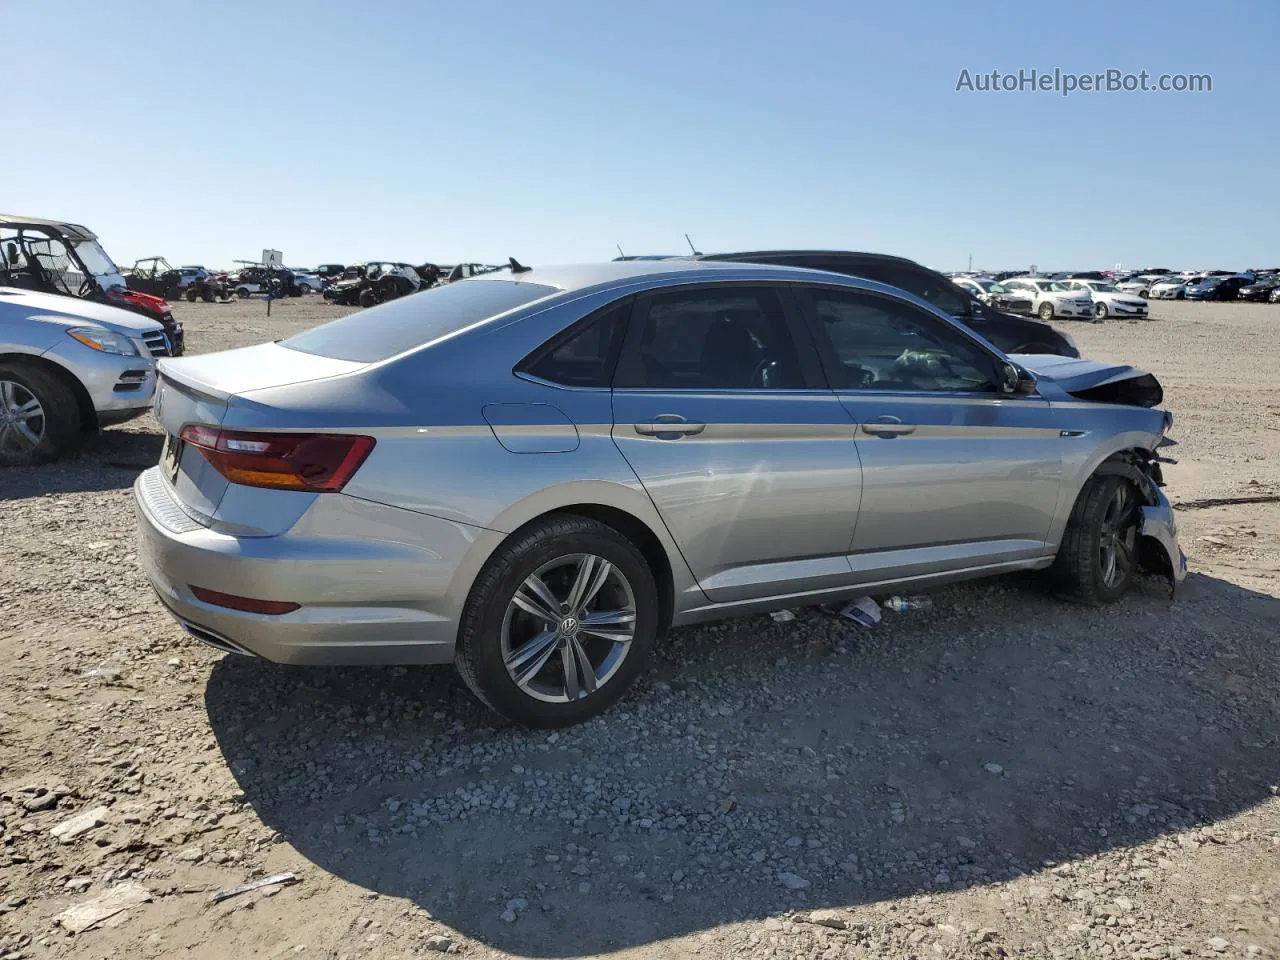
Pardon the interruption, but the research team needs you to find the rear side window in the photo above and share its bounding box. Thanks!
[616,287,804,390]
[522,299,629,387]
[282,279,557,362]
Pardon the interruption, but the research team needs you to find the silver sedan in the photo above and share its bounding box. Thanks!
[134,260,1185,726]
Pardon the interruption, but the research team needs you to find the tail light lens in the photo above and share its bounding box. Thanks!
[179,426,374,492]
[190,586,299,615]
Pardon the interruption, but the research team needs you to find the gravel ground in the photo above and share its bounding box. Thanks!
[1,297,1277,960]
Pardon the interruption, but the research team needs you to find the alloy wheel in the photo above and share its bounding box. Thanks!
[0,380,46,456]
[500,553,637,703]
[1098,482,1139,589]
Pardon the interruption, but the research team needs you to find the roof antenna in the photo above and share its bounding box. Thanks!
[684,233,701,256]
[508,257,531,274]
[616,243,625,258]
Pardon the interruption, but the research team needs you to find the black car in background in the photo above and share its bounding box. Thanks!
[699,250,1081,358]
[1238,275,1280,301]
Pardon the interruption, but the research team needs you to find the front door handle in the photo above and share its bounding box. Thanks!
[861,416,916,438]
[634,415,706,438]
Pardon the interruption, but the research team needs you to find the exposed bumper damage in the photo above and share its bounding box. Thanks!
[1094,452,1186,593]
[1139,484,1188,589]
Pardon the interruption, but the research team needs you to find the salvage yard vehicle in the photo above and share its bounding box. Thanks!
[1148,275,1202,300]
[0,214,184,354]
[952,276,1035,315]
[1064,279,1150,320]
[322,261,422,307]
[135,259,1184,727]
[0,288,165,465]
[1002,277,1096,321]
[1184,275,1251,301]
[231,264,302,299]
[702,251,1080,356]
[1238,275,1280,302]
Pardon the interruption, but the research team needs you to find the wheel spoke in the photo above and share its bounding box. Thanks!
[560,644,581,700]
[512,574,562,625]
[14,398,42,420]
[566,555,612,613]
[14,421,40,448]
[1100,543,1116,586]
[508,630,560,687]
[568,636,597,695]
[0,381,16,409]
[579,608,636,643]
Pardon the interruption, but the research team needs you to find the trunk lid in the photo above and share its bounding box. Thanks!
[154,342,367,523]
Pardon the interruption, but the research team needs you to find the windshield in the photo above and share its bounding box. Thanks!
[73,240,120,278]
[1090,282,1118,293]
[1039,281,1071,292]
[282,278,559,362]
[987,282,1008,293]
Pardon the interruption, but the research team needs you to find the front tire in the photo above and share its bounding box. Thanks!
[455,515,660,727]
[298,283,311,294]
[1094,301,1108,321]
[0,363,82,467]
[185,288,199,302]
[1038,301,1055,322]
[1053,474,1141,604]
[236,287,250,299]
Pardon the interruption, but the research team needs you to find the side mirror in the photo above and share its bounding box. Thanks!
[1000,362,1037,395]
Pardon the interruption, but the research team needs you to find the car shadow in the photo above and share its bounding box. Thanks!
[204,572,1280,957]
[0,428,161,500]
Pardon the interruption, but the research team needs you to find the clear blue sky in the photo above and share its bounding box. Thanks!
[5,0,1275,271]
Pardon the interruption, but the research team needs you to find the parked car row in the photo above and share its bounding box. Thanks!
[955,266,1280,303]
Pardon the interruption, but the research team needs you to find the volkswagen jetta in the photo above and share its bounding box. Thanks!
[135,260,1184,726]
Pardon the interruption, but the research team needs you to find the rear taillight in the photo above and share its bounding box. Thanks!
[179,427,374,492]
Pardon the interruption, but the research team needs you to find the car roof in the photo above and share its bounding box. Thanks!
[478,258,925,296]
[0,214,98,241]
[698,249,921,269]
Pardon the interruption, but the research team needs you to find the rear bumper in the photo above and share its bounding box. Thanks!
[133,467,500,665]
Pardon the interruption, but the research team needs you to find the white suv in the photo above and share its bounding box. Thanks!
[0,287,163,465]
[1001,277,1095,321]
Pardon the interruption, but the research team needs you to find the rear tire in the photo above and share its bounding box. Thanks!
[1052,473,1141,604]
[1038,301,1055,321]
[455,515,660,727]
[0,363,82,467]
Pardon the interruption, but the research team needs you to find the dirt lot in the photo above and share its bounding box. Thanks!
[1,297,1278,960]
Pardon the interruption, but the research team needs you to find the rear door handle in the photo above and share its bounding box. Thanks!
[861,416,916,437]
[634,415,706,438]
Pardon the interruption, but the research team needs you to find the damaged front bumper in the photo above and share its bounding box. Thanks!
[1139,484,1187,588]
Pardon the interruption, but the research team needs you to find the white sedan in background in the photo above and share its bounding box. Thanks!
[1148,276,1201,300]
[1001,277,1095,321]
[1065,279,1151,319]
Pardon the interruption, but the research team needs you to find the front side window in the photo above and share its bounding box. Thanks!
[808,288,999,393]
[619,287,803,390]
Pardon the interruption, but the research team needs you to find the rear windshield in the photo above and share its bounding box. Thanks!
[281,279,558,362]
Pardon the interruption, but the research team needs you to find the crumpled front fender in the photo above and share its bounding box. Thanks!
[1139,484,1187,589]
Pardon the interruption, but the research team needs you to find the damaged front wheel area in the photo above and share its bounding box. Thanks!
[1054,474,1143,603]
[1053,451,1184,603]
